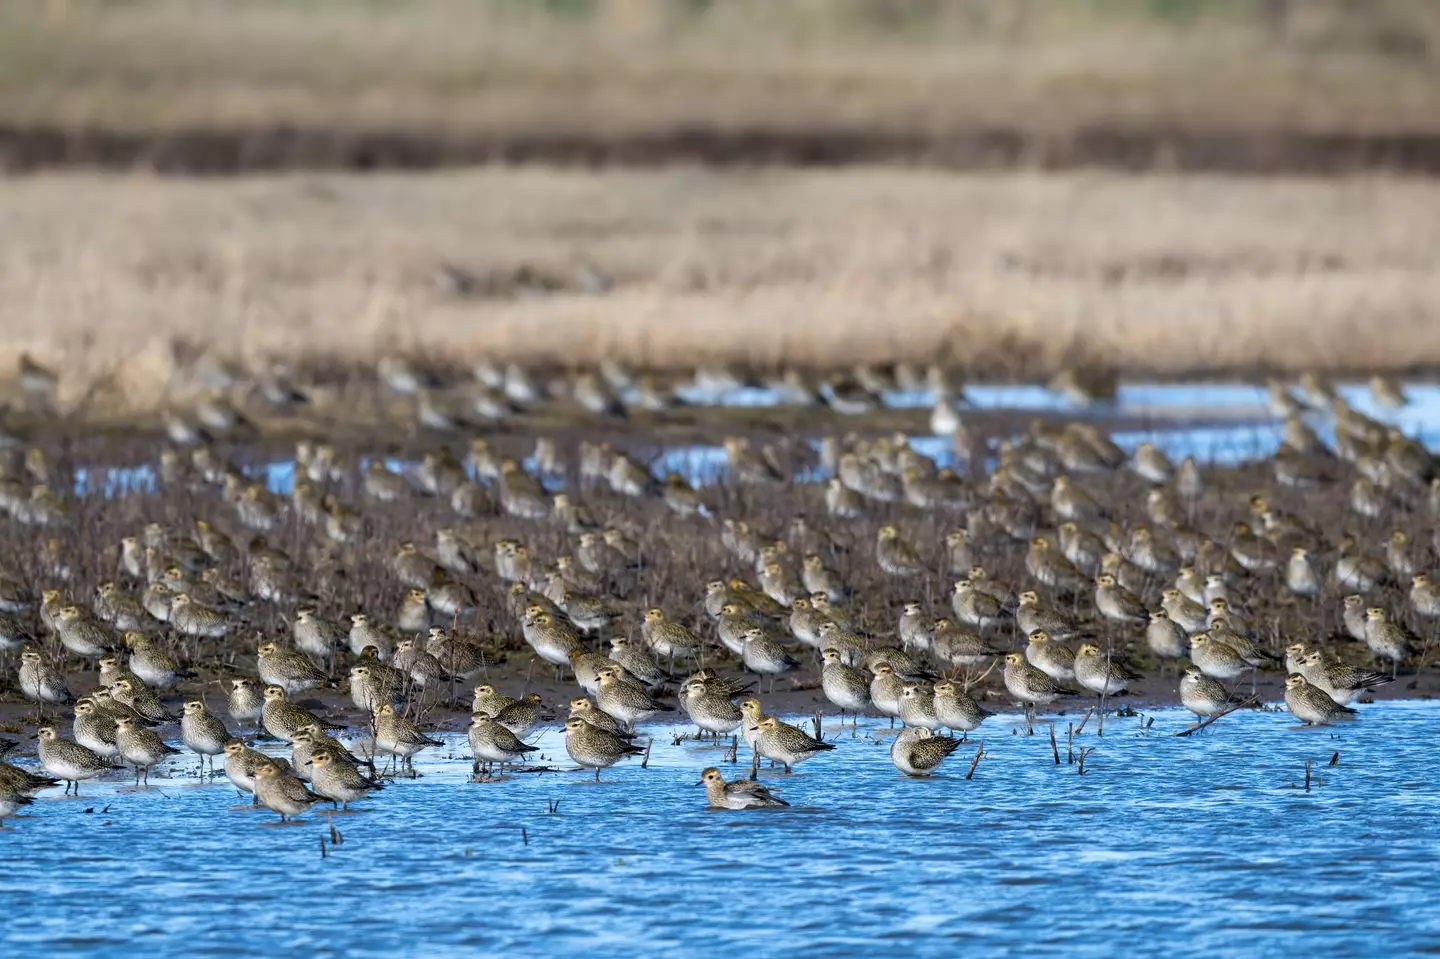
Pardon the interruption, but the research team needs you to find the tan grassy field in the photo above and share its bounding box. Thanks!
[2,167,1439,412]
[1,0,1437,142]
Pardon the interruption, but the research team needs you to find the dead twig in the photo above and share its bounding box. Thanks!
[1173,698,1258,737]
[965,743,984,780]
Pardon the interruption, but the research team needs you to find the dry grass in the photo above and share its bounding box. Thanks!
[2,167,1440,411]
[1,0,1438,137]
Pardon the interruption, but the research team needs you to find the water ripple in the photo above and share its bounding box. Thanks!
[2,702,1440,957]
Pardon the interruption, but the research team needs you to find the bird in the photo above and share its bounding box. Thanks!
[868,663,906,727]
[0,757,59,799]
[124,633,191,689]
[1188,634,1247,681]
[71,698,119,758]
[392,638,445,689]
[594,667,663,731]
[1094,575,1146,626]
[931,619,1002,668]
[522,608,585,674]
[257,641,327,696]
[1410,574,1440,619]
[1016,591,1076,641]
[219,740,283,800]
[349,664,399,714]
[696,767,788,809]
[0,785,34,827]
[741,628,799,693]
[751,716,835,774]
[897,602,934,653]
[261,685,337,743]
[641,608,704,672]
[897,684,944,732]
[471,684,517,719]
[951,580,1004,630]
[253,760,322,823]
[292,609,347,663]
[820,647,870,725]
[227,679,264,729]
[491,694,545,737]
[608,636,665,687]
[1284,675,1357,726]
[18,648,74,710]
[424,629,488,682]
[372,703,443,773]
[180,700,230,776]
[1003,652,1076,716]
[875,525,925,576]
[52,606,111,659]
[569,697,631,737]
[468,717,539,774]
[1144,611,1189,669]
[1298,652,1392,705]
[1073,643,1141,698]
[36,726,114,795]
[114,717,178,787]
[1161,589,1210,634]
[108,678,172,724]
[308,749,384,809]
[1363,608,1414,677]
[677,680,743,740]
[890,727,964,777]
[1179,667,1249,720]
[169,593,232,639]
[931,681,991,740]
[1025,630,1076,682]
[801,555,846,604]
[863,646,935,684]
[564,716,645,781]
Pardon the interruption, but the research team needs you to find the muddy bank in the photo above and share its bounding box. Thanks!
[6,123,1440,176]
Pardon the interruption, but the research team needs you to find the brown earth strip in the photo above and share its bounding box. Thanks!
[6,124,1440,177]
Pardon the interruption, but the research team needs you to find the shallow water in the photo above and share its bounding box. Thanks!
[4,701,1439,958]
[71,379,1440,498]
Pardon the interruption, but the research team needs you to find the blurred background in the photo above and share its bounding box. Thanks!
[2,0,1440,412]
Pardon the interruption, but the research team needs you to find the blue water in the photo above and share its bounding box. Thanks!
[4,701,1438,958]
[70,380,1440,498]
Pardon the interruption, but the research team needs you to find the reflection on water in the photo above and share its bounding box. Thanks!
[3,702,1439,957]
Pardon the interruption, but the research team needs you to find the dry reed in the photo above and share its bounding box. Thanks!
[1,0,1437,137]
[3,167,1440,411]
